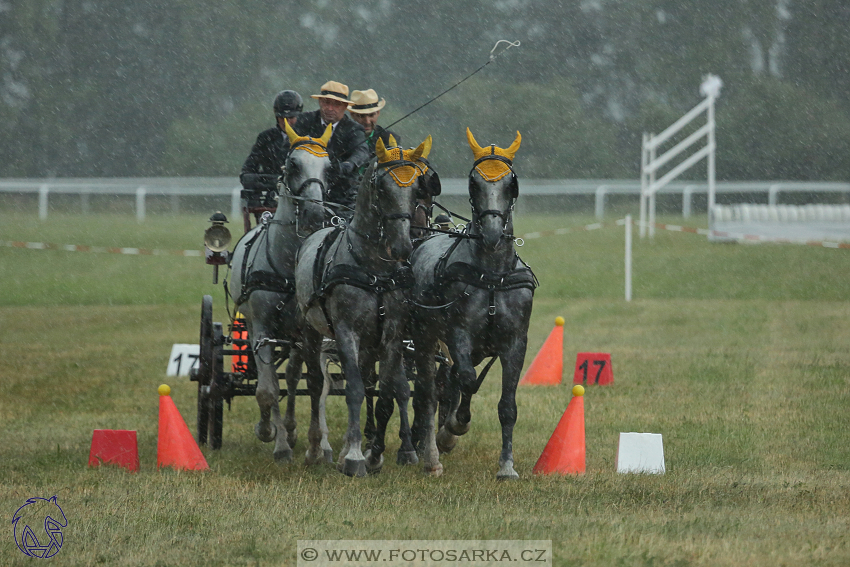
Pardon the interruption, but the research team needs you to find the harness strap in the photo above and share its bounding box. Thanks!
[235,271,296,306]
[308,228,414,338]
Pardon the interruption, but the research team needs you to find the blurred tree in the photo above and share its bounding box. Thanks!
[1,0,848,182]
[717,76,850,180]
[784,0,850,112]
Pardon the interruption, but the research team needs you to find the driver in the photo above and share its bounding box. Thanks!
[296,80,369,217]
[348,88,401,153]
[240,90,303,210]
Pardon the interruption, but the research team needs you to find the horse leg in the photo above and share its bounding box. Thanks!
[394,353,418,466]
[283,346,300,450]
[253,335,292,463]
[437,338,474,454]
[363,366,377,452]
[411,333,443,476]
[495,335,527,480]
[365,355,388,473]
[317,347,334,463]
[334,325,367,477]
[302,326,329,465]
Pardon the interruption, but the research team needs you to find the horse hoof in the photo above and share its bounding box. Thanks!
[323,449,334,463]
[287,428,298,449]
[423,463,444,477]
[342,457,367,477]
[396,450,419,466]
[274,448,293,464]
[304,449,324,466]
[255,422,277,443]
[496,465,519,480]
[446,419,470,437]
[365,450,384,474]
[436,428,458,454]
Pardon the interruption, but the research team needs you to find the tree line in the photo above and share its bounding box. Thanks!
[2,0,848,181]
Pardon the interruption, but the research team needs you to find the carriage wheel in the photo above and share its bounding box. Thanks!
[206,322,225,449]
[196,295,214,445]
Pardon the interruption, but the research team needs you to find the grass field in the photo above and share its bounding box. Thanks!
[1,211,848,566]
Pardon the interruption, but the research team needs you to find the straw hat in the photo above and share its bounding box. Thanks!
[348,89,386,114]
[310,80,352,103]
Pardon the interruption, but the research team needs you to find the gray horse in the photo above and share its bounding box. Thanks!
[409,128,537,478]
[228,121,334,464]
[295,135,441,477]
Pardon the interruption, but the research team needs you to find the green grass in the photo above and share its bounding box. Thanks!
[1,211,849,566]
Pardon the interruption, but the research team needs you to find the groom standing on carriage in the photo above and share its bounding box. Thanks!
[297,80,370,217]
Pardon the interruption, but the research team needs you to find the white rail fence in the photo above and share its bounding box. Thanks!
[2,178,849,222]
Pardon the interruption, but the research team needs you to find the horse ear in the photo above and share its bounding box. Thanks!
[427,170,442,196]
[318,123,333,147]
[375,136,389,163]
[504,131,522,160]
[410,135,432,161]
[284,119,300,144]
[388,134,398,148]
[466,127,483,155]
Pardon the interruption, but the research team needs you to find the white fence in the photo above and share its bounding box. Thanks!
[1,178,849,222]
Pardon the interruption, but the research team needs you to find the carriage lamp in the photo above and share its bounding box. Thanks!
[204,211,232,284]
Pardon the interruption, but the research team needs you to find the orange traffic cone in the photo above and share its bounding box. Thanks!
[533,385,585,475]
[157,384,209,471]
[519,316,565,385]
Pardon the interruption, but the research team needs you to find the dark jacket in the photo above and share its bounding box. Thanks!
[365,125,401,154]
[296,110,370,211]
[240,126,290,187]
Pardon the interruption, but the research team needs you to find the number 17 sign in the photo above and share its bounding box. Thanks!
[573,352,614,386]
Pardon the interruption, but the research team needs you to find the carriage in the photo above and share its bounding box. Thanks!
[189,172,349,450]
[188,127,535,478]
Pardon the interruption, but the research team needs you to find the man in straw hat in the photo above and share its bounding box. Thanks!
[297,80,369,215]
[348,88,401,153]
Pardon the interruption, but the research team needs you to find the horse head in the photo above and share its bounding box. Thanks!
[281,120,333,235]
[466,128,521,250]
[360,135,440,261]
[378,134,441,241]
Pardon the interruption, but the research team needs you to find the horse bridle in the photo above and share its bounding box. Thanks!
[468,152,518,239]
[272,138,337,237]
[357,157,431,242]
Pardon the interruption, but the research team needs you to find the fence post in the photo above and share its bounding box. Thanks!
[683,185,694,218]
[136,186,146,223]
[640,134,648,238]
[649,140,656,238]
[625,214,632,302]
[768,184,780,206]
[231,187,241,222]
[595,185,607,219]
[39,184,49,220]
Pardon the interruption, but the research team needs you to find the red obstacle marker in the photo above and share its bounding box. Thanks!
[573,352,613,385]
[533,385,586,475]
[157,384,209,471]
[88,429,139,472]
[519,317,565,386]
[231,315,248,374]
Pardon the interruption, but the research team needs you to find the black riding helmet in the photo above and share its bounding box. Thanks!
[273,90,303,118]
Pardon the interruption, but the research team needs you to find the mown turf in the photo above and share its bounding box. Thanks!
[1,211,848,566]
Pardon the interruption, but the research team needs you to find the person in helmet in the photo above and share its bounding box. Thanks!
[240,90,303,198]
